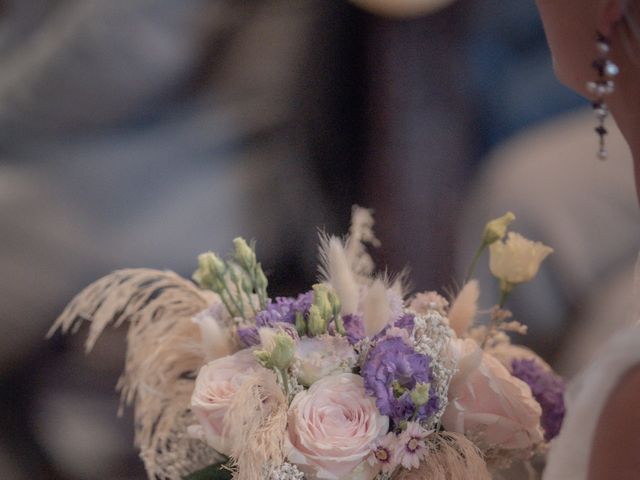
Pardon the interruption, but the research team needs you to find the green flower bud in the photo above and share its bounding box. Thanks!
[254,350,272,367]
[241,276,253,295]
[312,284,333,320]
[307,305,327,336]
[269,332,295,371]
[482,212,516,246]
[228,263,239,283]
[255,265,268,290]
[410,382,431,406]
[233,237,256,270]
[334,315,346,336]
[295,311,307,336]
[327,289,342,317]
[193,252,225,290]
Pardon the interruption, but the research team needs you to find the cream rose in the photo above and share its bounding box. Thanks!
[295,336,357,387]
[190,348,266,454]
[286,373,389,479]
[442,338,543,451]
[489,232,553,285]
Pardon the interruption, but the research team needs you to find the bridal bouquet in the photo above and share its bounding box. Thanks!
[49,208,564,480]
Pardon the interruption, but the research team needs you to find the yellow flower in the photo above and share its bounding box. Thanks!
[489,232,553,285]
[482,211,516,246]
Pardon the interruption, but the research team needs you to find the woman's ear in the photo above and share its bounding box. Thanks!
[598,0,625,36]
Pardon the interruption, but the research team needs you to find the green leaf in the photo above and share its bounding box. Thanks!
[184,463,233,480]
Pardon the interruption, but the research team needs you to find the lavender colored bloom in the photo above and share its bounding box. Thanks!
[255,291,313,328]
[290,291,313,317]
[238,322,299,348]
[393,313,416,333]
[238,326,261,347]
[362,336,438,425]
[371,313,416,343]
[511,358,565,441]
[342,314,365,345]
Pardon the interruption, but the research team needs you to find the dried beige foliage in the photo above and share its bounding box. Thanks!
[395,431,491,480]
[48,268,220,479]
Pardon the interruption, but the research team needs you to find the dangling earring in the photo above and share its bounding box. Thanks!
[587,32,618,160]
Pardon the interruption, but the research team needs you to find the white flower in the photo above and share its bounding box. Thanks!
[489,232,553,285]
[295,336,357,387]
[368,432,400,473]
[396,422,430,470]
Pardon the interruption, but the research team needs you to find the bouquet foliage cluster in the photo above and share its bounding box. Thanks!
[50,208,564,480]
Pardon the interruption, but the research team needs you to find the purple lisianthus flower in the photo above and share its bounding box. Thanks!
[393,313,416,333]
[511,358,565,441]
[237,326,260,347]
[255,291,313,328]
[238,322,299,348]
[342,314,365,345]
[362,336,438,425]
[371,313,416,343]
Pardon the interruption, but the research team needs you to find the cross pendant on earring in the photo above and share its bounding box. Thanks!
[586,32,618,160]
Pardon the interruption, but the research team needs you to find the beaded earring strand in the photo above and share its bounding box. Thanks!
[587,32,619,160]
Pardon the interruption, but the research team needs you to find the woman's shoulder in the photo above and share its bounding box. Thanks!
[543,327,640,480]
[588,364,640,478]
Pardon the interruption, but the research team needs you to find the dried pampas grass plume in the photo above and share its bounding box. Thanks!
[396,432,490,480]
[448,280,480,337]
[362,278,392,337]
[224,370,288,480]
[318,236,360,315]
[345,205,380,279]
[47,269,219,479]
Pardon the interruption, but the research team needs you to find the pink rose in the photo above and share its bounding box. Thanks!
[190,348,266,454]
[286,373,389,479]
[442,338,543,451]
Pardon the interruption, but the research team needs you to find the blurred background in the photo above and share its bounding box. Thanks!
[1,0,638,478]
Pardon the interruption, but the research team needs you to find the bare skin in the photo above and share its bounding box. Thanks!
[588,366,640,479]
[534,0,640,476]
[536,0,640,200]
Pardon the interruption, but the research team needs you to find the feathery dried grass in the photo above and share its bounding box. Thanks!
[345,205,380,279]
[224,370,288,480]
[362,278,392,337]
[48,268,219,479]
[318,236,360,314]
[395,432,490,480]
[448,280,480,337]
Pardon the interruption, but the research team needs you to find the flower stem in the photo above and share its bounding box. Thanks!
[498,282,513,309]
[278,367,289,398]
[218,290,238,318]
[464,242,487,284]
[221,281,244,318]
